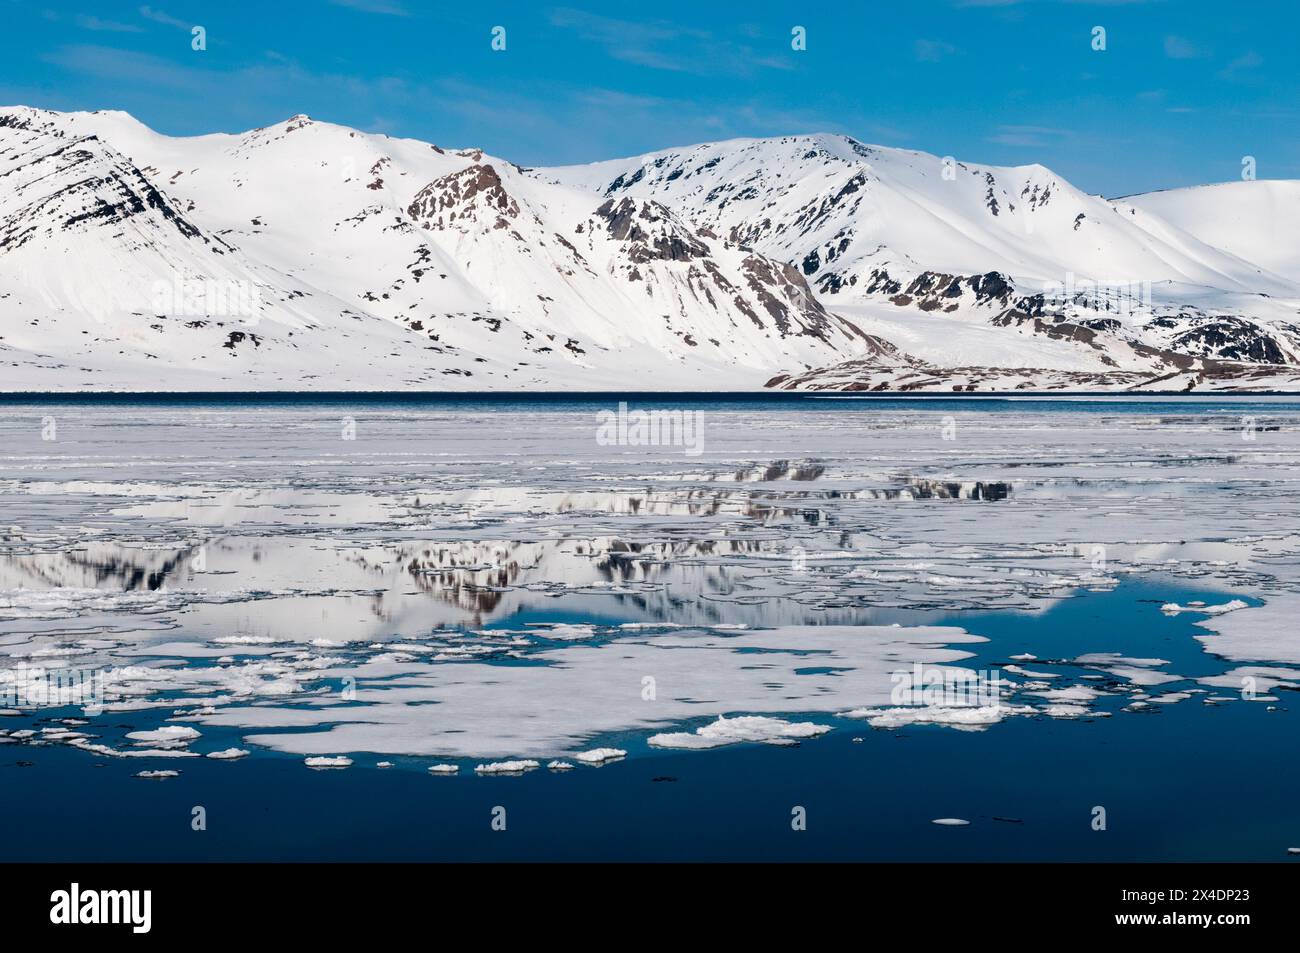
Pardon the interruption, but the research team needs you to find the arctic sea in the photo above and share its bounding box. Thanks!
[1,394,1297,861]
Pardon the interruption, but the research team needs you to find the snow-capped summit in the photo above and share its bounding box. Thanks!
[1,108,1297,391]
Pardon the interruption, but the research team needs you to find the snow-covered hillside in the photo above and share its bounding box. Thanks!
[1,107,1297,391]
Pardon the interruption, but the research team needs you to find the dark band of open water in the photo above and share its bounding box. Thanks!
[4,391,1300,414]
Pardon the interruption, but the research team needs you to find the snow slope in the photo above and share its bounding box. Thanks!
[1,108,1298,391]
[0,107,872,390]
[1123,181,1300,286]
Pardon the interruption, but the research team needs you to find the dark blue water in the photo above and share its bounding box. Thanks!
[4,579,1294,862]
[4,391,1300,416]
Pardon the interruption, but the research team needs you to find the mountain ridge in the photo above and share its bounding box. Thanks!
[2,106,1297,392]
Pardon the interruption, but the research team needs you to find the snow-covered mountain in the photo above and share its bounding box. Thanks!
[2,106,1297,391]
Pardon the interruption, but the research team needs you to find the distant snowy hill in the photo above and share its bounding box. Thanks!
[1,107,1297,391]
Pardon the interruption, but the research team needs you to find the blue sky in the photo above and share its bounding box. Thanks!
[2,0,1294,196]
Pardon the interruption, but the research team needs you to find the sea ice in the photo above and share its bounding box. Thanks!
[647,715,830,749]
[304,755,353,768]
[206,748,249,760]
[474,760,540,775]
[573,748,627,765]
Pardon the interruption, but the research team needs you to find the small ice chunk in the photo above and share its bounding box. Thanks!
[125,726,200,745]
[845,705,1028,731]
[1004,664,1059,679]
[1161,599,1247,615]
[427,764,459,775]
[136,770,179,779]
[206,748,249,760]
[1041,704,1089,718]
[376,761,394,768]
[474,760,539,775]
[648,715,829,750]
[573,747,626,766]
[547,761,574,771]
[304,755,353,768]
[931,818,969,826]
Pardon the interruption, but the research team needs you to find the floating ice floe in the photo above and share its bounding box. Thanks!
[135,770,179,779]
[427,764,459,775]
[844,704,1032,731]
[1198,665,1300,695]
[1029,686,1100,705]
[547,761,574,771]
[1074,653,1180,686]
[573,747,626,765]
[525,623,598,641]
[1040,704,1090,718]
[474,760,540,775]
[125,726,201,746]
[206,748,249,760]
[1004,664,1059,679]
[304,755,352,768]
[1192,595,1300,665]
[1161,599,1247,615]
[70,739,199,759]
[932,818,970,826]
[648,715,829,749]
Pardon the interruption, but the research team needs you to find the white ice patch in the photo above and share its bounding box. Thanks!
[201,623,981,758]
[1074,653,1180,686]
[647,715,830,749]
[474,760,540,775]
[844,704,1029,731]
[573,747,626,765]
[1004,664,1059,679]
[70,740,199,759]
[206,748,249,760]
[1198,665,1300,695]
[1161,599,1247,615]
[304,755,352,768]
[1193,595,1300,664]
[125,726,200,745]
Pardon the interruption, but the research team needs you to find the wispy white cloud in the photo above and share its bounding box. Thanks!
[74,14,144,33]
[327,0,409,16]
[915,39,958,63]
[1219,50,1263,80]
[548,7,792,77]
[137,6,192,30]
[1163,35,1207,60]
[986,124,1075,148]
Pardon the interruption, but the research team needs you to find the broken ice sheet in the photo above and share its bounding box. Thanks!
[1,401,1298,764]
